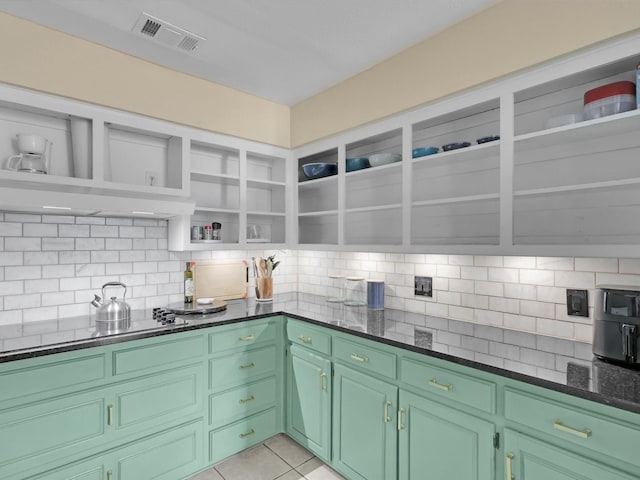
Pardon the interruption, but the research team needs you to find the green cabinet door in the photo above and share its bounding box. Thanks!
[504,429,637,480]
[332,364,397,480]
[286,344,332,461]
[398,390,495,480]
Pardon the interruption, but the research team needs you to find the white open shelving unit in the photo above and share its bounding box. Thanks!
[293,31,640,257]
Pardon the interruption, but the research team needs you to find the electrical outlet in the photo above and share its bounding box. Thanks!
[414,276,433,297]
[145,170,158,187]
[566,289,589,317]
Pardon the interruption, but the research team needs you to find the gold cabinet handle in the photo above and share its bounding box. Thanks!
[239,429,255,438]
[106,470,113,480]
[506,452,515,480]
[298,335,312,344]
[384,400,392,423]
[398,407,406,430]
[320,372,327,391]
[553,420,592,439]
[350,353,369,363]
[239,362,255,370]
[428,378,453,392]
[107,404,113,426]
[239,334,255,341]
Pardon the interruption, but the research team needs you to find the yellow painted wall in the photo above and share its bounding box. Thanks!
[0,12,291,148]
[291,0,640,147]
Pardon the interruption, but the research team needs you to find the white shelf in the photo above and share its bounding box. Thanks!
[194,206,240,214]
[345,203,402,214]
[412,193,500,207]
[298,209,339,218]
[190,172,239,185]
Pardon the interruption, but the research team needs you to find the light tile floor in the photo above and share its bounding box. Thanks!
[188,434,346,480]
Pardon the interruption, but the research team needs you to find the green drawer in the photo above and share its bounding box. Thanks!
[400,357,496,413]
[209,321,276,353]
[504,387,640,468]
[210,376,277,427]
[209,408,278,464]
[113,334,203,376]
[209,345,277,391]
[333,336,396,379]
[287,320,332,355]
[0,352,106,405]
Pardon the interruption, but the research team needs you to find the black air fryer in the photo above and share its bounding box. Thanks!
[593,286,640,366]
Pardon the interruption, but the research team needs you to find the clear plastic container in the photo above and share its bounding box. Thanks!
[584,94,635,120]
[344,277,367,306]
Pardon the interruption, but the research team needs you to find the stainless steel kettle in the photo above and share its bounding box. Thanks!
[91,281,131,322]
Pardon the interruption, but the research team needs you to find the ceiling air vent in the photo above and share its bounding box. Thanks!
[132,12,205,53]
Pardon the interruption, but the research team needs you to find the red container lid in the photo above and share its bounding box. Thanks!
[584,81,636,104]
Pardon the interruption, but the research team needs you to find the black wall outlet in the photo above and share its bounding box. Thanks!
[566,289,589,317]
[415,276,433,297]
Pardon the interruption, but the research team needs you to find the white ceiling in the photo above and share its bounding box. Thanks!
[0,0,498,105]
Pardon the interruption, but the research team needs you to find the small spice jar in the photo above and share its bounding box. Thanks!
[212,222,222,241]
[203,224,213,240]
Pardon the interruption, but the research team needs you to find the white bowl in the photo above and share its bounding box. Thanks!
[196,297,214,305]
[368,153,402,167]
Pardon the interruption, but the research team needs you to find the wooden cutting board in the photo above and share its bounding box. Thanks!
[193,261,248,301]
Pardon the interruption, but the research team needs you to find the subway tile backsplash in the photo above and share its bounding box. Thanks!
[1,211,639,344]
[0,213,297,326]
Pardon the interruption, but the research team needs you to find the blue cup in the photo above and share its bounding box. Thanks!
[367,280,385,310]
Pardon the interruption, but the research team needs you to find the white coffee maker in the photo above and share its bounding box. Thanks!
[6,134,52,174]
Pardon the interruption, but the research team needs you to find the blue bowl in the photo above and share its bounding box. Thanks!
[346,157,370,172]
[302,162,338,180]
[412,146,439,158]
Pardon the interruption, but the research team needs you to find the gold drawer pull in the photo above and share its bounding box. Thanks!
[428,379,453,392]
[350,353,369,363]
[320,372,327,391]
[107,470,113,480]
[298,335,312,344]
[398,407,406,430]
[384,400,392,423]
[239,395,255,404]
[239,362,255,370]
[107,404,113,426]
[239,334,255,341]
[553,420,592,439]
[239,429,255,438]
[506,452,515,480]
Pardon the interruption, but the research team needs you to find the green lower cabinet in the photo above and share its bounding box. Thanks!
[503,429,637,480]
[29,420,204,480]
[332,364,397,480]
[286,345,332,461]
[398,390,495,480]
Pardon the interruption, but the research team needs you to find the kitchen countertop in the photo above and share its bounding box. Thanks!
[1,292,639,415]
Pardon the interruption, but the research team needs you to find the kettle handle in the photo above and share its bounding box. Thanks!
[101,281,127,300]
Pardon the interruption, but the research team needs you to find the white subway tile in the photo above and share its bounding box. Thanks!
[575,257,618,273]
[436,264,460,279]
[405,254,425,264]
[59,303,91,318]
[42,215,75,224]
[432,277,449,291]
[474,309,503,326]
[554,271,595,289]
[42,291,75,306]
[520,300,555,318]
[448,305,474,322]
[90,225,119,237]
[596,272,640,287]
[145,272,170,285]
[106,239,132,250]
[106,263,133,275]
[475,281,503,297]
[106,217,133,226]
[519,269,554,286]
[4,213,40,223]
[536,318,574,339]
[43,264,76,278]
[405,299,427,314]
[537,257,574,271]
[488,267,519,283]
[437,290,461,305]
[574,324,593,342]
[146,250,170,262]
[0,281,23,295]
[537,286,566,304]
[4,293,41,310]
[120,250,147,262]
[449,279,474,294]
[425,254,448,264]
[474,256,503,267]
[23,307,58,322]
[415,263,437,276]
[503,256,536,268]
[489,297,520,314]
[5,266,41,280]
[395,262,415,275]
[0,222,22,236]
[619,258,640,274]
[76,216,106,225]
[59,251,91,264]
[24,279,58,293]
[448,255,474,266]
[91,251,119,263]
[133,239,158,250]
[24,252,58,265]
[119,274,147,286]
[0,252,24,266]
[59,225,90,238]
[60,277,91,291]
[461,266,488,281]
[76,238,105,251]
[23,223,58,237]
[504,283,537,300]
[75,263,105,277]
[461,294,489,309]
[5,237,41,251]
[42,238,75,251]
[119,226,146,238]
[0,310,22,325]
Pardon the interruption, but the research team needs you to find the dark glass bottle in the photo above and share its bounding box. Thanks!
[184,262,194,304]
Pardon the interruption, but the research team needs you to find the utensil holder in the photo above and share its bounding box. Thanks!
[256,277,273,302]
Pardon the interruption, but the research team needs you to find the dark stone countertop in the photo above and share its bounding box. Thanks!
[1,292,639,415]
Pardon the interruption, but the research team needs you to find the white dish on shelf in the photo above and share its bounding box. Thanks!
[545,113,583,129]
[368,153,402,167]
[192,239,223,243]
